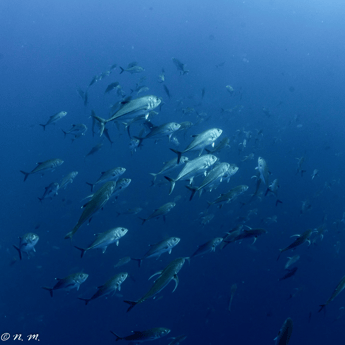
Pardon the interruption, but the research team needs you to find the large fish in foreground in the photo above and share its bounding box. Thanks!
[170,128,222,163]
[274,317,293,344]
[91,95,161,136]
[64,181,117,239]
[319,275,345,312]
[42,273,89,297]
[111,328,170,343]
[124,257,187,312]
[20,158,64,182]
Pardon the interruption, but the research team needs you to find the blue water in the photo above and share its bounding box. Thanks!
[1,0,345,343]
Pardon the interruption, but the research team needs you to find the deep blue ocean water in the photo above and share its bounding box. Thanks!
[1,0,345,344]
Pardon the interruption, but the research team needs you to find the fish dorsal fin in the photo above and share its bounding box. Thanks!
[148,271,162,280]
[191,134,198,137]
[172,274,179,292]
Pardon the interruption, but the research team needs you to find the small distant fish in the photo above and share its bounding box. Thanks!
[150,156,189,184]
[116,207,143,217]
[62,124,87,139]
[168,335,187,345]
[163,84,171,99]
[139,202,176,225]
[157,69,165,83]
[13,233,39,260]
[191,237,223,258]
[311,169,319,180]
[111,328,170,343]
[42,273,89,297]
[84,142,104,159]
[255,157,269,186]
[265,179,282,206]
[172,57,189,75]
[39,111,67,131]
[79,272,128,305]
[89,75,99,87]
[278,267,298,281]
[285,255,300,270]
[201,87,206,99]
[38,182,59,202]
[120,65,145,74]
[86,167,126,192]
[228,284,237,312]
[20,158,64,182]
[226,85,234,95]
[104,82,120,94]
[216,61,225,68]
[59,171,78,190]
[274,317,293,345]
[114,256,134,268]
[296,156,306,177]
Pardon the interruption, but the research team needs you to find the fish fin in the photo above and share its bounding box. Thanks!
[13,245,22,260]
[290,234,300,238]
[123,300,137,313]
[102,246,108,253]
[319,304,326,313]
[74,246,86,258]
[20,171,30,182]
[276,199,283,206]
[277,250,282,261]
[119,67,124,74]
[132,258,142,267]
[138,217,147,225]
[164,176,176,195]
[61,129,67,138]
[110,331,122,341]
[116,240,119,246]
[39,124,46,131]
[199,148,204,156]
[149,271,163,280]
[42,286,53,297]
[172,274,179,292]
[85,182,94,192]
[64,224,79,239]
[169,249,172,254]
[78,298,90,305]
[169,148,182,164]
[186,185,197,201]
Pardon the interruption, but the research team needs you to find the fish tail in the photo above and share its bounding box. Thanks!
[301,170,306,177]
[39,124,46,131]
[123,300,138,312]
[132,258,142,268]
[206,201,213,209]
[74,246,86,258]
[205,148,211,154]
[138,217,147,225]
[110,331,122,341]
[169,148,182,164]
[185,185,197,201]
[12,245,22,260]
[149,173,157,182]
[20,170,30,182]
[78,297,90,305]
[37,197,43,203]
[42,286,54,297]
[318,304,326,313]
[61,129,67,138]
[85,182,94,192]
[164,176,176,195]
[119,67,124,74]
[265,188,270,196]
[90,113,106,136]
[276,199,283,206]
[64,224,79,240]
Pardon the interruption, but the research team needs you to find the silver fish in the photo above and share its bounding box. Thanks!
[59,171,78,190]
[191,237,223,257]
[256,157,269,186]
[20,158,64,182]
[39,111,67,131]
[86,167,126,192]
[172,57,189,75]
[170,128,222,163]
[319,275,345,312]
[111,328,170,342]
[150,156,189,183]
[186,162,230,200]
[139,202,176,225]
[124,257,187,312]
[114,256,134,268]
[65,181,117,239]
[62,124,87,139]
[13,233,39,260]
[207,185,249,209]
[79,272,128,305]
[165,154,218,195]
[42,272,89,297]
[38,182,59,202]
[74,227,128,258]
[137,122,181,142]
[133,237,180,267]
[284,255,300,270]
[119,65,145,74]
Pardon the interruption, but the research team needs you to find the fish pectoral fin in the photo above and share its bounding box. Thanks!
[252,237,257,245]
[148,271,163,280]
[290,234,300,238]
[169,249,172,254]
[102,246,107,253]
[172,275,179,292]
[116,240,119,246]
